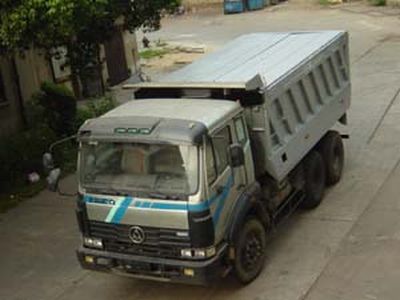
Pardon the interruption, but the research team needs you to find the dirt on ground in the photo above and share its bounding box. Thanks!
[141,52,202,80]
[139,43,214,80]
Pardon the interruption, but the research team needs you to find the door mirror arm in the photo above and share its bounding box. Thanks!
[216,185,224,195]
[42,134,77,196]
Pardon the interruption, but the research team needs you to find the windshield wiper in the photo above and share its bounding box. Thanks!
[148,192,181,200]
[148,192,168,200]
[85,186,130,197]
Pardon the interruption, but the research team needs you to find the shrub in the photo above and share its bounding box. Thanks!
[369,0,386,5]
[75,95,116,129]
[24,98,46,129]
[87,94,116,117]
[33,82,77,137]
[0,126,56,191]
[0,90,116,195]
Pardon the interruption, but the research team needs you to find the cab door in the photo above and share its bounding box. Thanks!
[205,123,246,243]
[233,115,254,184]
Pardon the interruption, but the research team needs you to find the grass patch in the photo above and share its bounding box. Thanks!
[318,0,343,5]
[369,0,386,5]
[319,0,331,5]
[139,48,171,59]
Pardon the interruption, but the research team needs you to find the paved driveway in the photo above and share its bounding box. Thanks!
[2,3,400,300]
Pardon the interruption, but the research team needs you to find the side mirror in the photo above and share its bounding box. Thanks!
[229,144,245,168]
[43,152,54,173]
[47,168,61,192]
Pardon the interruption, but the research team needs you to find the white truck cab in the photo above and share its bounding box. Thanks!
[76,99,257,284]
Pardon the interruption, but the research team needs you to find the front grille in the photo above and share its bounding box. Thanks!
[88,221,191,258]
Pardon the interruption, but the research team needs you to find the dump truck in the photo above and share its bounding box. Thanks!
[44,31,351,285]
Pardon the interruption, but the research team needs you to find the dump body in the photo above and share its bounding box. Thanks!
[244,32,351,180]
[128,31,351,181]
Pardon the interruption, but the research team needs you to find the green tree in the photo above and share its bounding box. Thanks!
[0,0,179,94]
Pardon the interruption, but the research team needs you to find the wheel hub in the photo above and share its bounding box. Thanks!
[242,233,262,271]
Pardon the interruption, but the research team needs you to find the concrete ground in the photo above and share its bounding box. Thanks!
[2,2,400,300]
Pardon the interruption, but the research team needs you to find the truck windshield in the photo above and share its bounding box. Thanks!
[79,142,198,199]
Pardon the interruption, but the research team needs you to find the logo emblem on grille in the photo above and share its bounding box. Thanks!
[129,226,145,244]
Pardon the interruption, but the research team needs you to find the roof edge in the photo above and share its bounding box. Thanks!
[123,75,264,91]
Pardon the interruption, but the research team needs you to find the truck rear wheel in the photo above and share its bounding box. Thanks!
[319,131,344,185]
[234,217,267,284]
[301,151,326,209]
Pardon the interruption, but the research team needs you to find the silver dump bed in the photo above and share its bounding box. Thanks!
[127,31,351,181]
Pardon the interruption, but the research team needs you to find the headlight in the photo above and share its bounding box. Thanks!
[181,249,193,257]
[83,237,103,249]
[181,246,216,258]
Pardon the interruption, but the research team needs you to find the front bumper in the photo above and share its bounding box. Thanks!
[77,245,228,285]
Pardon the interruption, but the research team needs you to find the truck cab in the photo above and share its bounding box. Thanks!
[76,99,263,284]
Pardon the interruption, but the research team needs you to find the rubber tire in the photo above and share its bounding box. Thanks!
[300,151,326,210]
[234,218,267,284]
[319,131,344,186]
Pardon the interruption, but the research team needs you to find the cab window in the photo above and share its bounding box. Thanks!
[234,117,248,146]
[211,126,232,174]
[205,139,217,185]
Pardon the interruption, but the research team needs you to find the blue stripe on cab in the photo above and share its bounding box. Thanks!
[110,197,132,224]
[151,202,188,211]
[83,174,233,216]
[212,176,234,227]
[141,202,152,208]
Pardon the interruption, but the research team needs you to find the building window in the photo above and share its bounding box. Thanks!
[0,69,7,104]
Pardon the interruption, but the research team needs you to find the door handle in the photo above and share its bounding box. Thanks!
[216,186,224,195]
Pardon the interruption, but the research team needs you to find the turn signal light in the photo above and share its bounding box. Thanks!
[84,256,95,264]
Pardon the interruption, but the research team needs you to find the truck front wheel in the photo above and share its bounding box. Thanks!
[234,217,267,284]
[301,151,326,209]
